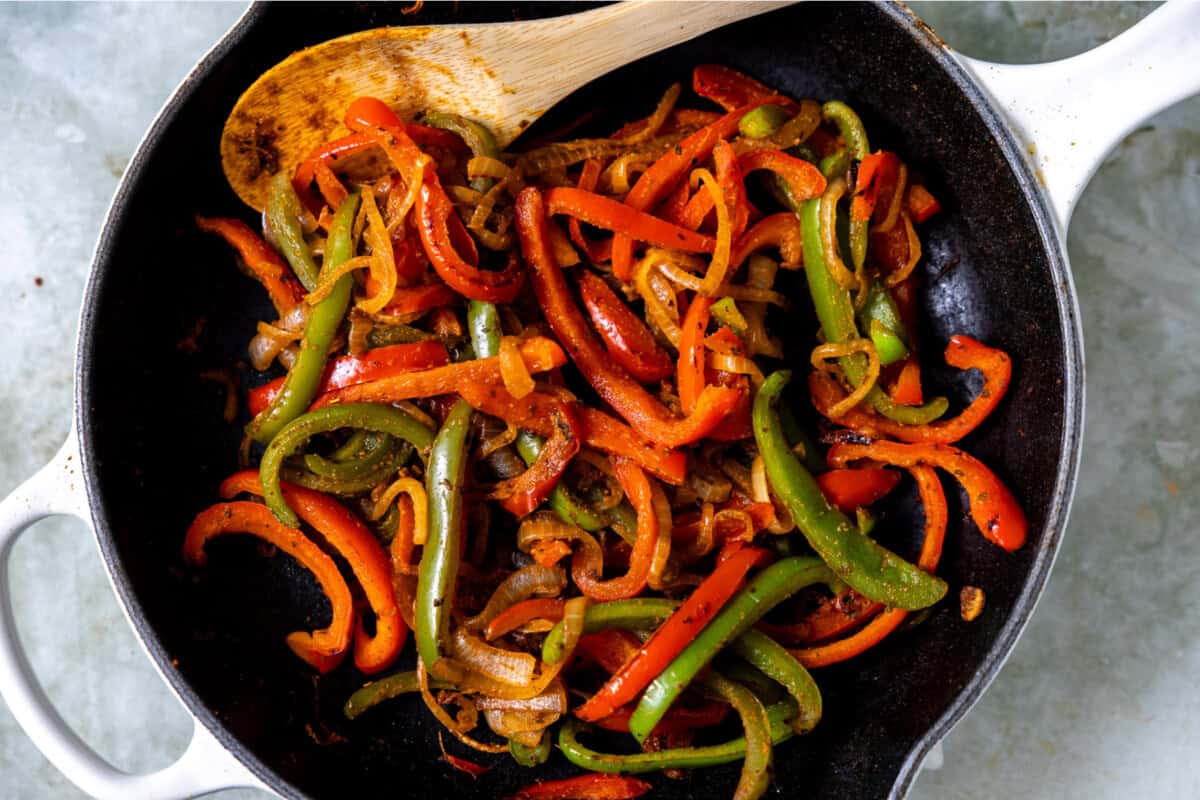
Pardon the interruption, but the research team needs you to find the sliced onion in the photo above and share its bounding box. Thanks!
[417,658,508,753]
[884,211,922,288]
[450,627,538,687]
[708,351,766,386]
[465,565,567,632]
[558,596,588,661]
[872,162,909,234]
[647,482,675,590]
[277,344,299,371]
[369,476,427,545]
[498,335,536,399]
[715,508,755,543]
[467,156,511,182]
[479,421,519,458]
[601,152,654,195]
[621,83,681,145]
[679,501,717,563]
[655,258,789,306]
[810,337,881,418]
[688,466,732,504]
[752,454,795,534]
[475,678,566,715]
[634,254,683,348]
[819,177,857,290]
[357,189,398,314]
[691,168,733,297]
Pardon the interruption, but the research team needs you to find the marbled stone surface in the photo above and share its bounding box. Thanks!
[0,3,1195,798]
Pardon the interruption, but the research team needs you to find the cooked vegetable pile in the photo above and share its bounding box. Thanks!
[187,64,1023,800]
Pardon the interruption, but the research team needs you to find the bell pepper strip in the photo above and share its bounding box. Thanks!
[850,151,901,223]
[756,590,883,646]
[715,139,751,240]
[421,110,500,193]
[304,433,395,481]
[545,188,716,253]
[248,341,450,416]
[736,150,827,209]
[698,671,772,800]
[417,171,526,302]
[793,463,947,667]
[730,212,803,269]
[310,336,567,408]
[627,557,833,744]
[810,336,1013,445]
[593,701,729,737]
[184,501,353,672]
[611,95,793,280]
[456,382,686,485]
[692,64,800,115]
[571,460,660,602]
[753,371,947,609]
[857,281,910,366]
[574,628,646,675]
[827,439,1026,551]
[799,193,949,425]
[440,738,492,778]
[906,184,942,223]
[578,270,674,384]
[559,699,799,775]
[518,187,742,448]
[265,172,321,291]
[516,432,608,532]
[195,215,304,315]
[658,177,693,228]
[313,160,349,210]
[415,399,474,674]
[491,403,582,518]
[503,774,653,800]
[821,101,870,271]
[729,630,822,734]
[814,468,901,514]
[375,282,460,316]
[218,471,403,674]
[509,733,553,768]
[574,545,770,722]
[567,159,612,262]
[247,193,362,445]
[343,670,455,719]
[259,402,434,528]
[543,600,680,665]
[485,598,566,641]
[677,295,714,414]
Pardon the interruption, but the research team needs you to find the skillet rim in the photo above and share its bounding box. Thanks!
[72,3,1085,798]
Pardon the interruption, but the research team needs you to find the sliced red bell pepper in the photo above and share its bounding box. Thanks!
[730,211,803,268]
[544,187,716,253]
[485,598,566,640]
[312,336,565,408]
[810,336,1012,444]
[248,341,450,416]
[827,439,1025,551]
[677,295,714,415]
[884,276,923,404]
[851,151,901,222]
[195,216,304,315]
[757,590,884,646]
[815,467,901,514]
[454,382,687,485]
[573,629,644,674]
[567,159,613,263]
[611,96,792,280]
[675,141,751,237]
[704,327,754,442]
[906,184,943,223]
[737,149,827,206]
[574,546,769,722]
[491,402,582,518]
[578,269,674,383]
[373,282,460,316]
[571,459,660,601]
[218,472,403,673]
[183,501,353,673]
[505,774,652,800]
[658,176,694,228]
[594,700,729,736]
[517,188,742,448]
[692,64,800,115]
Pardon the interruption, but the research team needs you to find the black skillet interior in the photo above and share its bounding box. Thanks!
[77,2,1076,798]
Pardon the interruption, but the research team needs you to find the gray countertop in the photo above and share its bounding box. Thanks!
[1,3,1196,798]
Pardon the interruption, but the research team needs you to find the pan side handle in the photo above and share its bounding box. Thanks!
[0,430,271,799]
[955,0,1200,231]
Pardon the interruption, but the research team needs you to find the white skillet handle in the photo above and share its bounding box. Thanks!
[0,430,268,799]
[955,0,1200,231]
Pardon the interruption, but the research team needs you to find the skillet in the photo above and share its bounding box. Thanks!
[0,2,1196,798]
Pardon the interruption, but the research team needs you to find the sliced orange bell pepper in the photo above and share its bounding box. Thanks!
[906,184,943,223]
[571,459,659,601]
[219,472,404,674]
[757,590,883,646]
[809,336,1012,444]
[828,439,1025,552]
[574,629,644,674]
[574,546,769,722]
[311,335,565,407]
[454,382,687,485]
[248,341,450,416]
[195,216,304,315]
[730,212,803,269]
[567,159,613,263]
[736,149,827,206]
[183,500,353,673]
[611,96,793,280]
[484,598,566,641]
[544,187,716,253]
[578,269,674,383]
[491,402,582,518]
[851,151,901,222]
[505,774,652,800]
[815,467,901,514]
[517,188,742,449]
[677,295,714,415]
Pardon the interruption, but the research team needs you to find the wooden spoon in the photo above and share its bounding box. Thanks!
[220,0,791,210]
